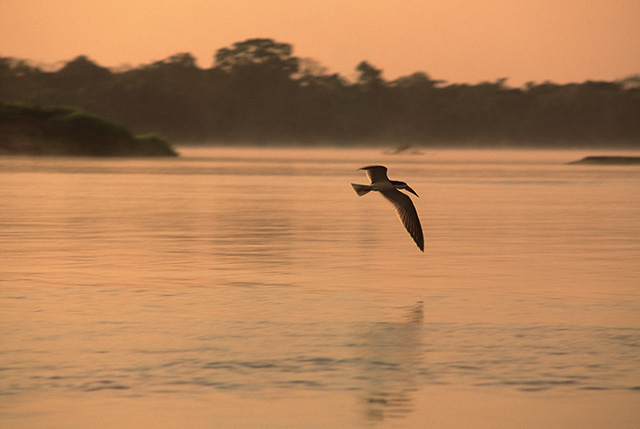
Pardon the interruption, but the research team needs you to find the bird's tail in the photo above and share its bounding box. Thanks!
[351,183,372,196]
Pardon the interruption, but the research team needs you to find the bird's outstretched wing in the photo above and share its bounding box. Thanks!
[360,165,389,184]
[380,189,424,252]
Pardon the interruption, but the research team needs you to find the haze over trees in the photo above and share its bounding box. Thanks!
[2,38,639,146]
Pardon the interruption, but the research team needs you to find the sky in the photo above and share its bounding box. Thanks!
[1,0,639,86]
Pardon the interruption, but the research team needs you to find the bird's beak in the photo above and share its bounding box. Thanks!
[405,186,419,197]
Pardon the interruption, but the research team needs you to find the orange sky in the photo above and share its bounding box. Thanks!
[1,0,639,86]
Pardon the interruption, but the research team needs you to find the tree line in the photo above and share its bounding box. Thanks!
[2,38,639,146]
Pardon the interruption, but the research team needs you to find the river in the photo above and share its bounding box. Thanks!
[1,147,639,427]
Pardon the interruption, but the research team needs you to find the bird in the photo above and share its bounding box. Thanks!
[351,165,424,252]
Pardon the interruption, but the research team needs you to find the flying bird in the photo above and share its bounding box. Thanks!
[351,165,424,252]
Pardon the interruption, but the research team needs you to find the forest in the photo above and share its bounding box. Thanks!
[2,38,639,147]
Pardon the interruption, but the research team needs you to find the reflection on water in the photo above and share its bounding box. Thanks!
[1,148,640,426]
[359,301,424,422]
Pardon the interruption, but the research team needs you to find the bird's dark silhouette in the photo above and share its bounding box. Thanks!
[352,165,424,252]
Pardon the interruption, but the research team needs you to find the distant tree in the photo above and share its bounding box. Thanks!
[210,39,303,141]
[1,40,639,146]
[619,74,640,90]
[356,61,384,87]
[33,56,113,113]
[104,52,211,138]
[391,71,442,90]
[158,52,198,69]
[56,55,111,81]
[214,38,298,79]
[295,58,329,85]
[0,57,42,78]
[139,52,202,90]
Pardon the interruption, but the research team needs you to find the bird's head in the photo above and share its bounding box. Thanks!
[392,180,419,197]
[404,185,419,197]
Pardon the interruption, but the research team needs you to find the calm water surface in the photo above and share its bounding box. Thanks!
[1,147,639,427]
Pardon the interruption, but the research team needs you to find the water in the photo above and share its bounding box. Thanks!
[1,147,640,427]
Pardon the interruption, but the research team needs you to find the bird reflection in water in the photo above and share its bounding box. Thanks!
[357,301,425,422]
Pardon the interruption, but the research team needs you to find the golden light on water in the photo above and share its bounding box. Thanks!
[1,148,640,427]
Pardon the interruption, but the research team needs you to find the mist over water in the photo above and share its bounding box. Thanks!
[1,147,639,427]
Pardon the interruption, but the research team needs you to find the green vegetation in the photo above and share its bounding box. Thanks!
[2,39,639,147]
[0,103,177,156]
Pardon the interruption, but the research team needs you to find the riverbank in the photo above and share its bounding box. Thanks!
[0,103,177,157]
[569,156,640,165]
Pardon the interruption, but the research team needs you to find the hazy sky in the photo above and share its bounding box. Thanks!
[2,0,639,86]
